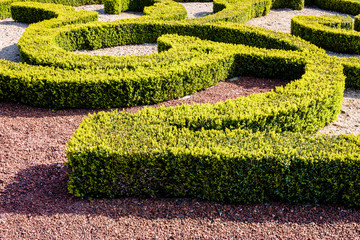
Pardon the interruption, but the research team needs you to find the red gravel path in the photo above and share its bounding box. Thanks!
[1,77,359,239]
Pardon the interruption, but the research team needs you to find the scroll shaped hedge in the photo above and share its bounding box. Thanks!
[66,43,360,206]
[0,0,359,206]
[291,15,359,54]
[0,0,304,20]
[0,1,324,109]
[67,113,360,206]
[290,1,360,89]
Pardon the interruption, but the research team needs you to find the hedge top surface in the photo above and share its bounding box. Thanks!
[1,0,360,206]
[291,14,360,54]
[15,0,324,71]
[0,0,333,109]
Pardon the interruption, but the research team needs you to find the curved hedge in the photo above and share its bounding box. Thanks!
[0,0,304,19]
[1,1,324,109]
[67,112,360,205]
[290,0,360,89]
[0,0,359,206]
[291,15,359,54]
[306,0,360,16]
[66,46,359,205]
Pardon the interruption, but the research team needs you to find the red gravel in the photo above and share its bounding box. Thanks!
[1,77,359,239]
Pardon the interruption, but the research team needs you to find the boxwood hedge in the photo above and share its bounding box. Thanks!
[0,0,359,206]
[291,15,359,54]
[290,0,360,89]
[67,112,360,206]
[1,1,325,109]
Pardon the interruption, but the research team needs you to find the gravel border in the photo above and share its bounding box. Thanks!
[0,4,360,239]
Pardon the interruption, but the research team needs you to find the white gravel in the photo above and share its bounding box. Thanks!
[0,4,359,136]
[0,19,27,62]
[247,6,352,33]
[73,43,158,56]
[180,2,212,19]
[318,89,360,136]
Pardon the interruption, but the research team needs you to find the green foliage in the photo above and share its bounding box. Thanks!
[272,0,304,10]
[290,2,360,89]
[0,0,12,19]
[104,0,152,14]
[291,15,360,54]
[66,109,360,206]
[104,0,122,14]
[311,0,360,16]
[0,0,102,19]
[1,0,359,207]
[11,2,68,23]
[0,1,324,108]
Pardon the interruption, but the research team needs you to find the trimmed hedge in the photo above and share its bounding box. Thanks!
[66,54,358,205]
[291,15,360,54]
[0,0,12,19]
[341,57,360,89]
[306,0,360,16]
[272,0,304,10]
[67,114,360,205]
[0,0,305,20]
[1,0,359,207]
[61,0,359,206]
[0,0,103,19]
[0,1,324,109]
[290,1,360,88]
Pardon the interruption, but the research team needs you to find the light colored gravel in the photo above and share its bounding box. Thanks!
[180,2,213,19]
[318,89,360,135]
[247,6,352,33]
[73,43,158,56]
[0,19,27,62]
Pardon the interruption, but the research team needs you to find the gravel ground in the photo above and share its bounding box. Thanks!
[0,19,27,62]
[179,2,213,19]
[1,4,360,239]
[246,6,352,33]
[1,79,360,239]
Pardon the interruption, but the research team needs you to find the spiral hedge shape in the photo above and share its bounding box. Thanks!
[0,0,359,206]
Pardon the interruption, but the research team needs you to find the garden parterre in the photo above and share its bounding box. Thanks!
[0,0,359,207]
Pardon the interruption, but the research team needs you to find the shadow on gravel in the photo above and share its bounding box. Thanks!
[1,163,360,224]
[225,77,289,90]
[344,88,360,99]
[0,44,21,62]
[0,19,28,27]
[194,11,212,18]
[0,102,107,118]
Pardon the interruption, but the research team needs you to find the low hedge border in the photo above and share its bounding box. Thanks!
[103,0,187,19]
[291,15,359,54]
[0,1,325,109]
[65,53,359,206]
[66,114,360,206]
[305,0,360,16]
[0,0,304,20]
[290,3,360,89]
[1,1,359,207]
[0,0,12,19]
[0,0,104,19]
[19,18,323,70]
